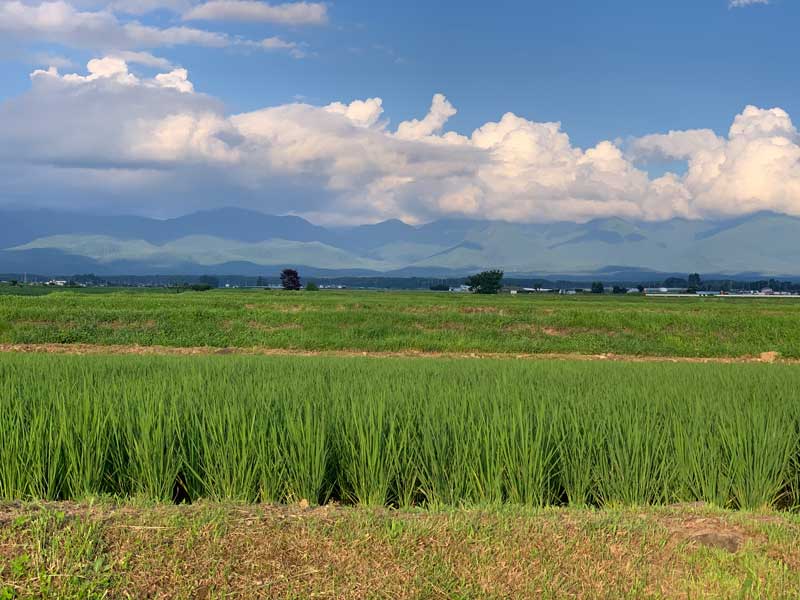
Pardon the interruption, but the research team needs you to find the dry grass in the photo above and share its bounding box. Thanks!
[1,502,799,599]
[100,319,158,331]
[0,342,788,365]
[247,321,303,333]
[459,306,507,315]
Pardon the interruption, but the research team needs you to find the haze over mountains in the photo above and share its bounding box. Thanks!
[1,207,798,278]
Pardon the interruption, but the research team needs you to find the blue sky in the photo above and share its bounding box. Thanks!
[232,0,800,147]
[0,0,798,224]
[3,0,796,145]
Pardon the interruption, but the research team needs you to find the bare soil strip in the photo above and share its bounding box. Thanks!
[0,342,790,364]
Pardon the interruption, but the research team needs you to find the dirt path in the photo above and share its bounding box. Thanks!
[0,342,791,365]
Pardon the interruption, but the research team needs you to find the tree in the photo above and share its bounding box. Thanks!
[664,277,688,288]
[305,281,319,291]
[280,269,302,291]
[197,275,219,289]
[591,281,605,294]
[465,270,504,294]
[687,273,702,293]
[189,283,213,291]
[612,285,627,294]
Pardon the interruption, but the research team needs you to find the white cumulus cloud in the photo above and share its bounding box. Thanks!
[629,105,800,219]
[31,57,195,92]
[395,94,458,141]
[325,98,385,128]
[110,50,173,69]
[183,0,327,24]
[258,36,306,58]
[3,58,800,225]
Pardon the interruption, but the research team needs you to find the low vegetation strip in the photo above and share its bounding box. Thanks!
[2,354,800,510]
[0,342,789,364]
[2,289,800,358]
[1,502,798,599]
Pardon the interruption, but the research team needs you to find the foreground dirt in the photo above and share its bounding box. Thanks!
[1,502,798,599]
[0,342,791,365]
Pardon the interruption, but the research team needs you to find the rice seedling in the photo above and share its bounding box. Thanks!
[117,386,181,502]
[334,387,399,506]
[280,393,331,505]
[499,393,559,506]
[671,399,734,507]
[720,398,800,510]
[57,376,114,499]
[1,353,800,512]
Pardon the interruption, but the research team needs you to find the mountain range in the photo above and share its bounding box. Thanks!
[0,207,798,278]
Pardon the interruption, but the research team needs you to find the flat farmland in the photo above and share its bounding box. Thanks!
[3,287,800,598]
[1,288,800,357]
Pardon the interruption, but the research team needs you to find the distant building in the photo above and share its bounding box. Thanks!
[644,287,686,295]
[449,285,471,293]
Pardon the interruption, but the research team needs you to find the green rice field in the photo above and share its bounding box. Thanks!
[2,353,799,510]
[4,289,800,598]
[2,288,800,357]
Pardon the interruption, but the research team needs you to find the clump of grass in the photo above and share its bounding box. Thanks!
[1,354,800,511]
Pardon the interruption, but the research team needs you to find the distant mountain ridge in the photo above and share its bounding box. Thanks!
[1,207,799,277]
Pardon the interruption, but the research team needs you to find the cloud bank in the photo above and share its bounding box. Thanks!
[1,57,800,225]
[0,0,316,58]
[183,1,327,24]
[0,1,228,49]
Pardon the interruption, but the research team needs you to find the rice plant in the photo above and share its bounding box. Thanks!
[1,353,800,511]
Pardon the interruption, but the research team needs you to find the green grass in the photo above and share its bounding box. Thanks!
[2,502,800,599]
[2,353,800,510]
[1,288,800,357]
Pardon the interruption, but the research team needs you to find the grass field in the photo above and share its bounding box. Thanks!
[2,354,799,510]
[1,287,800,357]
[2,502,799,599]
